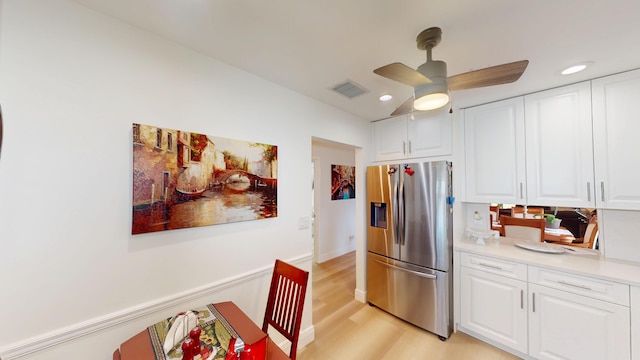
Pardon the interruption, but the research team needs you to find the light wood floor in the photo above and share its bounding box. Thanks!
[297,251,521,360]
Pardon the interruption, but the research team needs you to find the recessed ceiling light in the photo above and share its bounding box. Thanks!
[561,62,593,75]
[379,94,393,102]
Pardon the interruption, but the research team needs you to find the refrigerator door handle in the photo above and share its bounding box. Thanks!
[392,177,400,244]
[373,258,437,279]
[399,173,405,246]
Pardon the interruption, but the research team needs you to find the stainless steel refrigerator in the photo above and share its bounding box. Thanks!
[366,161,453,340]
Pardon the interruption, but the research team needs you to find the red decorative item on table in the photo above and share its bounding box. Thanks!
[189,327,202,355]
[181,338,194,360]
[225,337,266,360]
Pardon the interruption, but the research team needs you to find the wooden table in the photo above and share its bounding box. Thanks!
[117,302,289,360]
[491,223,576,243]
[543,228,576,243]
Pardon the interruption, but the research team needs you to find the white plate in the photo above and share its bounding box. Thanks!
[514,240,566,254]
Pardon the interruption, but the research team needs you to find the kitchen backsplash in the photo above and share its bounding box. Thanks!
[600,209,640,263]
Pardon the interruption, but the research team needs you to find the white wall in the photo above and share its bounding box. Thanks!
[312,140,357,263]
[0,0,370,359]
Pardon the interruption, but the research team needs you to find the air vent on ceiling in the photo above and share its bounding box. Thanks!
[331,80,368,99]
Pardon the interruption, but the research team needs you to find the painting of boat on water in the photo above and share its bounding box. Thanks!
[132,123,277,234]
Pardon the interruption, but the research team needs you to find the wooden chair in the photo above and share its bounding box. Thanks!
[569,216,599,249]
[263,260,309,360]
[489,205,499,223]
[511,206,545,218]
[500,215,546,242]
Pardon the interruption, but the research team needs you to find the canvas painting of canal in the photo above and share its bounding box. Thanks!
[132,123,278,234]
[331,164,355,201]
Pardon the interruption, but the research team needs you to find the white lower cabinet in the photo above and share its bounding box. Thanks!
[632,286,640,360]
[529,283,630,360]
[459,252,632,360]
[460,266,528,353]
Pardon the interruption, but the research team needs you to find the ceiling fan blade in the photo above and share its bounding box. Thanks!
[448,60,529,91]
[390,96,415,116]
[374,62,432,87]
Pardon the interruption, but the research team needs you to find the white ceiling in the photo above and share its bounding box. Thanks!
[72,0,640,122]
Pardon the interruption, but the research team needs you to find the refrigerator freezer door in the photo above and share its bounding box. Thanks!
[366,164,400,259]
[400,161,452,272]
[367,252,452,338]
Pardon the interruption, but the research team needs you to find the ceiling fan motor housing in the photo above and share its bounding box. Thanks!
[414,60,449,110]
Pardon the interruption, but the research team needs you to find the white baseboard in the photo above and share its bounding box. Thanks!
[268,324,314,356]
[297,325,315,350]
[0,254,312,360]
[354,288,367,303]
[316,247,356,263]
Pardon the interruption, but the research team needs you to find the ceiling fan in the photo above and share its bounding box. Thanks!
[373,27,528,116]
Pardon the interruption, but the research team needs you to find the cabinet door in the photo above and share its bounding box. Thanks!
[525,81,595,207]
[592,69,640,210]
[529,283,631,360]
[632,286,640,360]
[464,97,526,203]
[407,108,452,158]
[373,115,408,161]
[460,267,528,354]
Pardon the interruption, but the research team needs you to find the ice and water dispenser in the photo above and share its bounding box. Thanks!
[370,202,387,229]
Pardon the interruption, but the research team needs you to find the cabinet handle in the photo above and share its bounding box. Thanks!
[408,140,412,154]
[520,289,524,309]
[557,280,592,291]
[519,183,524,199]
[587,182,591,202]
[478,262,503,270]
[403,141,406,155]
[601,181,605,202]
[532,293,536,313]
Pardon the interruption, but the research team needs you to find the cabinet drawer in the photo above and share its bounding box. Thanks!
[529,266,629,306]
[460,252,527,281]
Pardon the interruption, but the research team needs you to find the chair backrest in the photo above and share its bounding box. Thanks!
[511,206,545,218]
[489,205,499,224]
[500,215,546,242]
[263,260,309,360]
[582,216,599,249]
[581,222,598,244]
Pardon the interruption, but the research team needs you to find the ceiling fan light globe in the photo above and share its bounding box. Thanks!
[414,92,449,111]
[413,76,449,111]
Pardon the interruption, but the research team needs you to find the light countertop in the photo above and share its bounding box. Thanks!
[455,237,640,287]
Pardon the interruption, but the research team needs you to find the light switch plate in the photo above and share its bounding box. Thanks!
[298,216,310,230]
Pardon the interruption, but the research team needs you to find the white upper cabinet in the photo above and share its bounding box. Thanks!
[373,115,408,161]
[407,109,452,158]
[372,108,452,162]
[592,69,640,210]
[464,97,526,204]
[524,81,595,207]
